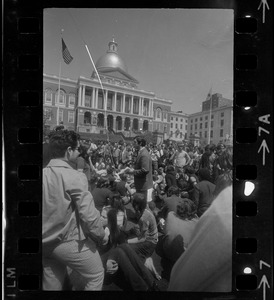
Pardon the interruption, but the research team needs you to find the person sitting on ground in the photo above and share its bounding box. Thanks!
[114,173,133,205]
[165,165,177,192]
[182,165,199,199]
[100,193,127,229]
[101,208,160,291]
[157,198,199,264]
[128,193,158,263]
[158,185,183,220]
[91,176,113,213]
[191,168,216,217]
[168,185,232,292]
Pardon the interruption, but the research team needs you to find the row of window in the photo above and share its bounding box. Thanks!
[154,108,168,121]
[190,129,224,138]
[189,119,224,130]
[189,112,225,123]
[170,117,188,123]
[170,123,187,130]
[44,108,75,123]
[45,89,76,107]
[170,131,185,138]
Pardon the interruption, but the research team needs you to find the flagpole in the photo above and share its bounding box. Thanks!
[56,29,64,127]
[56,61,62,126]
[67,9,109,141]
[85,44,108,141]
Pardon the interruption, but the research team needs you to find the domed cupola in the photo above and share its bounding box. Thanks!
[95,38,128,73]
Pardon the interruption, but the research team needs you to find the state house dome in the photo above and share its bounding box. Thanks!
[95,38,128,72]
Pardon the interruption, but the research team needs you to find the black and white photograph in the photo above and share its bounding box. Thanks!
[42,8,234,291]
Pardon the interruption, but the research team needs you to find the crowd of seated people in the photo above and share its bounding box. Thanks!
[43,129,233,291]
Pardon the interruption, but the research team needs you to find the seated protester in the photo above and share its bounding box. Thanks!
[157,167,166,186]
[168,186,232,292]
[183,165,199,198]
[176,171,189,192]
[102,209,159,291]
[158,185,183,220]
[91,176,113,213]
[128,193,158,263]
[192,168,216,217]
[115,174,134,205]
[165,165,177,191]
[159,198,199,263]
[100,193,127,228]
[95,157,106,171]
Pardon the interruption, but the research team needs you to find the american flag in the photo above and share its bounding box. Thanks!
[62,38,73,64]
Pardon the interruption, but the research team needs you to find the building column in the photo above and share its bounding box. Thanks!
[104,90,108,111]
[113,115,116,131]
[91,87,95,108]
[138,97,142,116]
[78,85,82,106]
[95,88,98,109]
[121,117,125,131]
[114,92,117,112]
[130,95,133,114]
[82,85,86,107]
[122,94,126,113]
[149,120,153,131]
[139,118,143,131]
[150,100,154,117]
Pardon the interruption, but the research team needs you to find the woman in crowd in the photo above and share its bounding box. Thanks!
[100,196,159,291]
[128,193,159,263]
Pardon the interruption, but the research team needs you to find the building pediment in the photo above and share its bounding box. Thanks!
[93,67,139,84]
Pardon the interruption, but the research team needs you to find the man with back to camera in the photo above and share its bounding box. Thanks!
[125,137,153,203]
[42,130,107,290]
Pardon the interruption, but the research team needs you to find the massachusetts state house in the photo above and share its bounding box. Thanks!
[43,38,172,143]
[43,38,233,145]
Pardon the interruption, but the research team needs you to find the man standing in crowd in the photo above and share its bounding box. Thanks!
[171,142,191,173]
[42,130,106,290]
[126,137,153,202]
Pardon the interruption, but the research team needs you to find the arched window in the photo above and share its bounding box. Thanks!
[55,89,66,106]
[44,89,52,104]
[97,114,104,127]
[84,112,91,124]
[156,108,162,120]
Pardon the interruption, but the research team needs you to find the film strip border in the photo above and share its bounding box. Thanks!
[3,0,273,299]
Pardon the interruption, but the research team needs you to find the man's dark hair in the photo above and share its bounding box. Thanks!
[49,130,80,159]
[132,193,147,212]
[134,136,146,147]
[176,198,197,220]
[168,185,180,196]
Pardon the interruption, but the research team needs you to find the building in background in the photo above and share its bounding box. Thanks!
[43,39,233,146]
[43,38,172,142]
[168,111,189,142]
[187,93,233,146]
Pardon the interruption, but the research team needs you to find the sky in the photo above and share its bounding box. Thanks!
[44,8,233,114]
